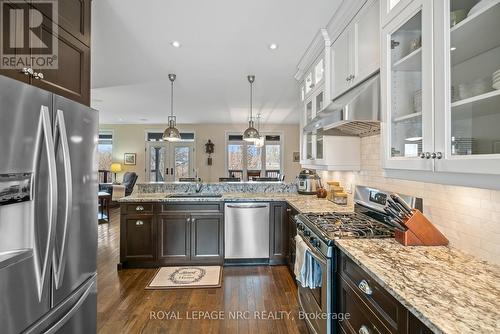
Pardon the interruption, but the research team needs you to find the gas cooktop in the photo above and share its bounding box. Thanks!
[298,212,394,240]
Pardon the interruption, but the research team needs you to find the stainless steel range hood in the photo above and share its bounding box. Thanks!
[303,72,380,137]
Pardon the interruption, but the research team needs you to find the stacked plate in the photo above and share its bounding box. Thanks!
[451,137,476,156]
[494,69,500,90]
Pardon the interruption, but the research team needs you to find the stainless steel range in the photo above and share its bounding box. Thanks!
[294,185,422,334]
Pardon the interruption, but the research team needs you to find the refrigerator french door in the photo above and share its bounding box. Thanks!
[0,75,97,334]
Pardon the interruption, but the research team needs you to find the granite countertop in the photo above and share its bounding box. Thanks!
[118,192,354,213]
[335,239,500,334]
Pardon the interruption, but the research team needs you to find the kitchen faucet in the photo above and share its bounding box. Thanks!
[195,170,203,193]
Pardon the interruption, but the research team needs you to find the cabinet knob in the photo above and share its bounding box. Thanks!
[33,72,44,80]
[136,205,144,211]
[286,208,292,212]
[420,152,431,159]
[358,279,373,296]
[186,217,191,223]
[135,220,144,226]
[21,67,34,76]
[358,325,372,334]
[435,152,443,159]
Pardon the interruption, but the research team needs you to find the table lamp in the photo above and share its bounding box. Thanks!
[110,163,122,184]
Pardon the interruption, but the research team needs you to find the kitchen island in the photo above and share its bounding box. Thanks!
[117,191,353,269]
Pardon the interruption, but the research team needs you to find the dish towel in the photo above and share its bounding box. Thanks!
[294,235,308,284]
[294,235,323,289]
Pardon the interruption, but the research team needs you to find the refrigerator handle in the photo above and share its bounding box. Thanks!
[33,106,58,301]
[52,109,73,289]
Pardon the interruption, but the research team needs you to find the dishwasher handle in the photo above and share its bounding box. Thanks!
[226,204,269,209]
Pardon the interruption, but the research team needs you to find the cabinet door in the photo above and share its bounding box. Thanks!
[158,214,191,264]
[122,216,155,262]
[382,0,434,171]
[408,312,433,334]
[190,214,223,264]
[353,0,381,84]
[381,0,414,27]
[269,202,287,265]
[332,31,351,99]
[0,2,31,83]
[30,22,90,106]
[32,0,91,46]
[433,0,500,174]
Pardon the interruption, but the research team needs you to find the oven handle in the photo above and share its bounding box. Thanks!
[297,233,327,266]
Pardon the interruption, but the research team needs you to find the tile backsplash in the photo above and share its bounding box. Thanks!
[319,135,500,265]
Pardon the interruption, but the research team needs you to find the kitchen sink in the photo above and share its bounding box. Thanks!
[168,193,223,198]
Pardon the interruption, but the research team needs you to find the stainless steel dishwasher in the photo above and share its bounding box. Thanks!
[224,203,270,259]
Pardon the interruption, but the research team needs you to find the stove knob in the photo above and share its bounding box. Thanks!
[296,223,304,231]
[304,230,311,237]
[315,240,321,248]
[309,236,316,244]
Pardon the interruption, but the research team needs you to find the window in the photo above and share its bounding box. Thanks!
[98,130,113,170]
[145,131,195,182]
[226,134,282,180]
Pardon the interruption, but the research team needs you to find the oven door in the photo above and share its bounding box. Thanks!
[297,236,332,334]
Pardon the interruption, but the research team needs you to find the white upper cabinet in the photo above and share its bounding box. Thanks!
[382,0,500,177]
[433,0,500,174]
[381,0,414,27]
[332,31,352,98]
[382,0,433,171]
[331,0,380,100]
[355,0,381,82]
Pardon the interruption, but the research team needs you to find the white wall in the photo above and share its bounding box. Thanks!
[99,123,301,183]
[318,135,500,266]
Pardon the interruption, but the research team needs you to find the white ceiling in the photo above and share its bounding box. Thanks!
[91,0,341,124]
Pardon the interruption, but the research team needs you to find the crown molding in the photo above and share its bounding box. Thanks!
[294,0,368,82]
[294,28,331,81]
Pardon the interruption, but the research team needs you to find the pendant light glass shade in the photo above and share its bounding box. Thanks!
[243,75,260,142]
[163,74,181,142]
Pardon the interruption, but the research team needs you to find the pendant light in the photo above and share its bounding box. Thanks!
[243,75,260,142]
[163,74,181,142]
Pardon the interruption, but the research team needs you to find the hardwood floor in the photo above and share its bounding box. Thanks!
[97,207,308,334]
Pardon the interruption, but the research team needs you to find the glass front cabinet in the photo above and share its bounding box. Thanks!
[382,0,500,175]
[382,0,433,170]
[434,0,500,174]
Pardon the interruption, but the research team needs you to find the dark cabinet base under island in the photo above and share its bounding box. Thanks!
[118,201,289,269]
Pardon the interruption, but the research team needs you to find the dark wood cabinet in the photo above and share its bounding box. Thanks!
[191,213,224,263]
[119,213,156,268]
[120,202,224,268]
[158,214,191,264]
[339,252,407,333]
[337,250,433,334]
[408,313,433,334]
[286,205,298,276]
[0,0,91,106]
[338,276,392,334]
[269,202,288,265]
[30,23,90,105]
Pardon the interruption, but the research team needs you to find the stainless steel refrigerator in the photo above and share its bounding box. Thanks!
[0,75,98,334]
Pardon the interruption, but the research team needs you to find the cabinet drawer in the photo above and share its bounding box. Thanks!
[125,203,154,214]
[339,252,407,333]
[338,276,391,334]
[124,217,155,260]
[161,202,222,212]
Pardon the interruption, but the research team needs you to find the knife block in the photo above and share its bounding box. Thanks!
[394,209,449,246]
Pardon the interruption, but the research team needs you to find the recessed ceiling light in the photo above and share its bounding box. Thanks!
[171,41,181,48]
[269,43,278,50]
